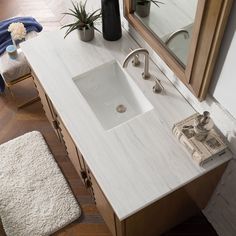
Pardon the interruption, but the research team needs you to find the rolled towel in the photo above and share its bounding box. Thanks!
[0,16,43,56]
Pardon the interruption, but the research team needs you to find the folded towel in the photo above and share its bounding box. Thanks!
[0,16,43,56]
[0,17,43,92]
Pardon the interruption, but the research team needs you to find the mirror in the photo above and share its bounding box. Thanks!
[124,0,233,100]
[133,0,198,67]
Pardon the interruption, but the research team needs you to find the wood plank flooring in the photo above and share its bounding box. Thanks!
[0,1,218,235]
[0,81,112,236]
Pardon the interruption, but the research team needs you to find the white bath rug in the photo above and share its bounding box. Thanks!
[0,131,81,236]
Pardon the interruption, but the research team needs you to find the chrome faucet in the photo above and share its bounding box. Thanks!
[164,29,189,46]
[129,48,140,66]
[122,48,150,79]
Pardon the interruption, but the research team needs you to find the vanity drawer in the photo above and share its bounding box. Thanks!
[89,170,117,236]
[57,115,87,182]
[32,72,62,141]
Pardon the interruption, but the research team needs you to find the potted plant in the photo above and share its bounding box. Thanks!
[62,1,101,42]
[136,0,164,18]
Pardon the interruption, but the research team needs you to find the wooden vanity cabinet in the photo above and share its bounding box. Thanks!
[32,72,87,182]
[57,115,88,182]
[32,73,228,236]
[86,167,117,236]
[80,161,226,236]
[90,175,116,236]
[32,73,118,233]
[32,71,62,142]
[32,73,118,235]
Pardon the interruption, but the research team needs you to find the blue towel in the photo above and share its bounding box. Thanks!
[0,17,43,55]
[0,17,43,92]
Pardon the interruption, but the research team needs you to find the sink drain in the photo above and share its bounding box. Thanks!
[116,104,127,113]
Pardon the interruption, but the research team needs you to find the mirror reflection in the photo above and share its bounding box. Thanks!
[134,0,198,66]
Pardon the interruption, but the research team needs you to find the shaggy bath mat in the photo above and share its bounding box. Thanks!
[0,131,81,236]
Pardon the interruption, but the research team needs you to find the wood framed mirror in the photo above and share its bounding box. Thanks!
[124,0,233,101]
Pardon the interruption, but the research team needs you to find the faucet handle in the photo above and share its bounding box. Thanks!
[153,78,164,94]
[129,48,140,66]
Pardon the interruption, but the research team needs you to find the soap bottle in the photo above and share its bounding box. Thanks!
[194,111,214,141]
[101,0,122,41]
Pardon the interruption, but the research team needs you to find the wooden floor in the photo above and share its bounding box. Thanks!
[0,81,112,236]
[0,1,218,235]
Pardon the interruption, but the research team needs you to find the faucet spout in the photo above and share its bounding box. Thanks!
[122,48,150,79]
[164,29,189,46]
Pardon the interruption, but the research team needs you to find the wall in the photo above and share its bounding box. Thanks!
[210,1,236,119]
[120,1,236,236]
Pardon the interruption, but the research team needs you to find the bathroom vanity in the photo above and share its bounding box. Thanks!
[21,30,231,236]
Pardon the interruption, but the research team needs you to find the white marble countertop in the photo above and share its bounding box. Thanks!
[21,29,231,220]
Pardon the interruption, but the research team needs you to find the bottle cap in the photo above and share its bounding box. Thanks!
[6,45,17,59]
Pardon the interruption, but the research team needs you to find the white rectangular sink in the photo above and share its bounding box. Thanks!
[73,60,153,130]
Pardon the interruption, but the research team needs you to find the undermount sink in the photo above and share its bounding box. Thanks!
[73,60,153,130]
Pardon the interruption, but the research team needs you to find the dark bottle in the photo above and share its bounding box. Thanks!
[101,0,122,41]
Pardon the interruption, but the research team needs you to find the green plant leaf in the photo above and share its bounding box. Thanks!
[61,22,77,29]
[64,24,79,38]
[93,25,101,33]
[87,9,101,23]
[151,0,164,7]
[62,12,78,18]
